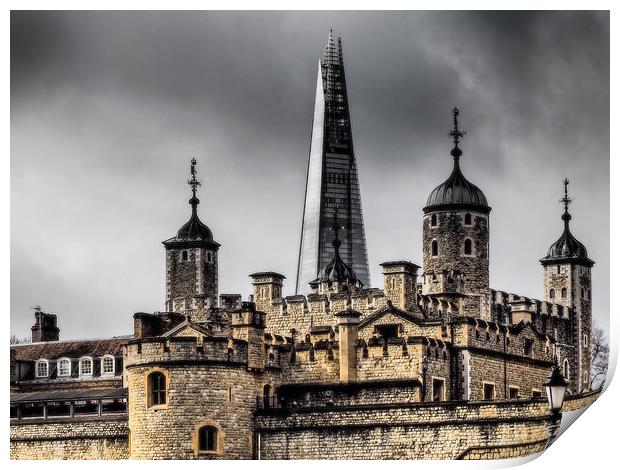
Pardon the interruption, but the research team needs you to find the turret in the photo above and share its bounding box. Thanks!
[540,179,594,393]
[162,159,221,321]
[422,108,491,318]
[231,301,266,370]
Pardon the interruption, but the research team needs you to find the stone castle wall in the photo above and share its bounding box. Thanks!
[10,416,128,460]
[255,399,552,460]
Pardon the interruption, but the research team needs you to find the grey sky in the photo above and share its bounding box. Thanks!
[10,11,609,340]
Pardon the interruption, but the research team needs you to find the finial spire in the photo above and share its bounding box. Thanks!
[448,107,466,159]
[331,208,341,253]
[188,158,201,211]
[560,177,572,226]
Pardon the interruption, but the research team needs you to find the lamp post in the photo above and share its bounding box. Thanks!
[544,364,569,449]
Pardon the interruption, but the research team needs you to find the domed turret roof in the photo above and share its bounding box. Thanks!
[316,242,358,284]
[176,197,214,242]
[423,108,491,214]
[163,159,220,249]
[540,179,593,267]
[425,158,489,212]
[311,211,361,288]
[543,225,589,261]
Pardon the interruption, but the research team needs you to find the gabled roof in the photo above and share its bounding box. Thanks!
[359,302,435,329]
[161,319,218,338]
[11,337,129,361]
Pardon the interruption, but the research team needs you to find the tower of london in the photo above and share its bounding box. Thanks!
[10,33,601,461]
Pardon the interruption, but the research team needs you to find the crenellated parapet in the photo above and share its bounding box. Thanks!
[264,289,389,338]
[125,336,251,369]
[490,289,572,322]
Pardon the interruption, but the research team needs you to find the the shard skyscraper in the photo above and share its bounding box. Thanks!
[295,31,370,293]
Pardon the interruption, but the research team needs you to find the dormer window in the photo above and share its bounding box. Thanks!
[58,358,71,377]
[431,214,438,227]
[35,359,49,378]
[79,357,93,376]
[102,355,115,375]
[464,213,472,225]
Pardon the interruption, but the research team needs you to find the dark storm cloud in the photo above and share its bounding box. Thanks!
[10,11,609,340]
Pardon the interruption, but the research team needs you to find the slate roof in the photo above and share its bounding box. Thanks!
[11,337,129,361]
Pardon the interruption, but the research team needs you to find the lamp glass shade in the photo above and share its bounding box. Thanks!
[545,365,568,412]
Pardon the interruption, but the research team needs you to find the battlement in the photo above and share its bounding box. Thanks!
[417,294,460,317]
[490,289,571,320]
[124,335,249,368]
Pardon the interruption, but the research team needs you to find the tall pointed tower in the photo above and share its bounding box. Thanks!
[540,179,594,393]
[295,30,370,293]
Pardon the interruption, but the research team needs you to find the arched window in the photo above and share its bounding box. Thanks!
[431,214,438,227]
[549,288,556,299]
[35,359,49,378]
[79,357,93,376]
[181,250,188,261]
[148,372,167,407]
[431,240,439,257]
[561,287,567,299]
[563,359,570,380]
[58,358,71,377]
[198,426,218,453]
[464,238,473,255]
[464,213,472,225]
[101,355,115,375]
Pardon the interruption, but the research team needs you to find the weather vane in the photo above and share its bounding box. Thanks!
[448,107,466,148]
[188,158,201,197]
[560,177,572,213]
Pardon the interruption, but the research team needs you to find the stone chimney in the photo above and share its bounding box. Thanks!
[381,261,420,310]
[31,307,59,343]
[335,308,362,382]
[249,272,285,312]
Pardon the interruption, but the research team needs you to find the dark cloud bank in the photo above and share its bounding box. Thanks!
[11,11,609,340]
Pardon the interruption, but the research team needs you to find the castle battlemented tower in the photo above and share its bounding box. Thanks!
[295,31,370,293]
[422,108,491,318]
[540,179,594,393]
[163,159,220,320]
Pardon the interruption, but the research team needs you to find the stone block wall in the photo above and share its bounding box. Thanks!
[422,210,490,315]
[10,416,129,460]
[255,399,552,460]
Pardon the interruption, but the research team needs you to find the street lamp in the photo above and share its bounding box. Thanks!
[544,364,569,449]
[545,364,569,417]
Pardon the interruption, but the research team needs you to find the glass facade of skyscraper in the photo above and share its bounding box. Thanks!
[296,32,370,293]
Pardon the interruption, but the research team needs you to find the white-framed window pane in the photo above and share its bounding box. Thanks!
[102,357,114,374]
[36,361,48,377]
[80,359,92,375]
[58,360,71,376]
